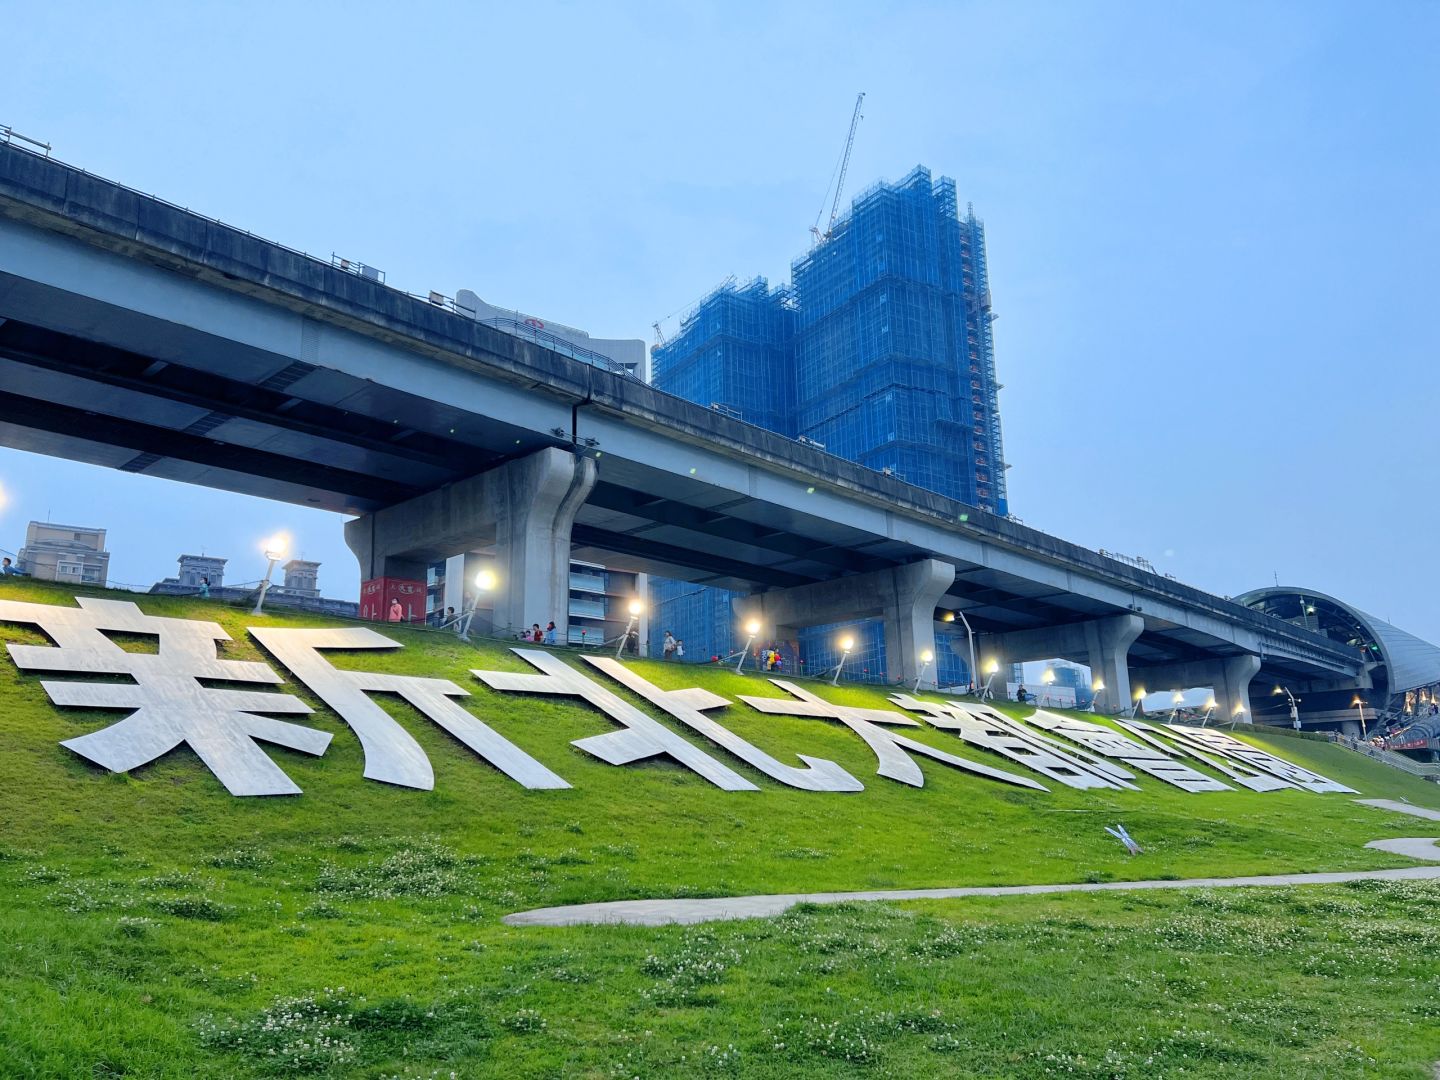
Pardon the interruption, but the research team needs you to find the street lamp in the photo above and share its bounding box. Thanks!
[1088,678,1105,713]
[1128,686,1146,718]
[251,534,288,615]
[980,658,1001,702]
[832,634,855,686]
[616,598,644,659]
[1352,696,1368,739]
[1200,697,1217,725]
[1272,685,1301,729]
[913,648,935,693]
[459,568,496,641]
[1231,702,1246,727]
[737,618,762,673]
[1041,667,1056,706]
[953,610,979,696]
[1169,690,1185,721]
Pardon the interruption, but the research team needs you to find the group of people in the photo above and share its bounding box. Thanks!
[660,630,687,660]
[525,621,559,645]
[755,646,784,671]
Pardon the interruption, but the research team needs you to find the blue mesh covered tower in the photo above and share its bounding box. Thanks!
[791,167,1005,512]
[649,167,1006,677]
[649,279,795,661]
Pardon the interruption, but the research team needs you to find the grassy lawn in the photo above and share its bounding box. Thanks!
[1,580,1437,1077]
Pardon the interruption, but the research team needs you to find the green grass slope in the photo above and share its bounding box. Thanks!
[2,580,1438,1078]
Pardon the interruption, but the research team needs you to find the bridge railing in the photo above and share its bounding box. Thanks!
[0,125,50,157]
[1325,733,1440,781]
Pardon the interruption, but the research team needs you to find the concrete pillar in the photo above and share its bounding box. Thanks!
[982,613,1144,712]
[1084,615,1145,715]
[735,558,956,683]
[1129,653,1262,725]
[882,560,960,688]
[344,447,596,637]
[1213,654,1262,725]
[492,450,595,638]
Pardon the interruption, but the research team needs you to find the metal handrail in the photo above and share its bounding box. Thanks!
[477,317,631,375]
[1,126,50,157]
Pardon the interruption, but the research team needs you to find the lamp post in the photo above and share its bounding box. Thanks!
[1231,703,1246,727]
[913,649,935,693]
[616,598,643,659]
[1352,696,1368,740]
[460,568,496,641]
[1169,690,1185,722]
[1041,667,1056,706]
[737,619,761,673]
[953,610,979,696]
[251,535,288,616]
[1128,686,1146,718]
[1200,698,1217,725]
[980,658,1001,702]
[1273,685,1301,729]
[832,634,855,686]
[1088,678,1105,713]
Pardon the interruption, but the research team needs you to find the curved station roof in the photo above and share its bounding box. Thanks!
[1236,587,1440,702]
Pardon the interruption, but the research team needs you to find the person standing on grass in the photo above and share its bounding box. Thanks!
[662,630,677,660]
[544,620,557,645]
[388,598,403,622]
[199,576,210,598]
[674,639,685,660]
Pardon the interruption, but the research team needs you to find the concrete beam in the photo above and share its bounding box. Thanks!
[737,559,956,683]
[346,447,596,635]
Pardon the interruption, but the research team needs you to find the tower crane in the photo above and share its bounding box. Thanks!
[810,92,865,245]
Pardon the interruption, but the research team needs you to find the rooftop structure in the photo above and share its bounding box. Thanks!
[17,520,109,587]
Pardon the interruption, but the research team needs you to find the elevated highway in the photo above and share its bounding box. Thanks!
[0,143,1365,716]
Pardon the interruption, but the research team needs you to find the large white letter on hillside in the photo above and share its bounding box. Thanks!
[473,649,758,790]
[0,597,327,796]
[738,681,1045,790]
[582,656,863,791]
[252,627,569,791]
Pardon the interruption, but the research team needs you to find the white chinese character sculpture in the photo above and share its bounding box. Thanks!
[889,695,1129,790]
[251,627,569,791]
[1161,724,1355,794]
[1020,709,1232,793]
[739,681,1045,790]
[473,649,759,790]
[0,597,328,796]
[581,657,863,791]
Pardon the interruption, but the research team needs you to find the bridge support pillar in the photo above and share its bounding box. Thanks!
[345,447,596,637]
[1130,654,1262,725]
[736,559,956,684]
[982,614,1144,711]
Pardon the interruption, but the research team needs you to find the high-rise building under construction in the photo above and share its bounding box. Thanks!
[650,166,1006,683]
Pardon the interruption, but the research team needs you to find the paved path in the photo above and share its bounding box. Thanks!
[1366,837,1440,861]
[504,801,1440,928]
[504,858,1440,927]
[1356,799,1440,821]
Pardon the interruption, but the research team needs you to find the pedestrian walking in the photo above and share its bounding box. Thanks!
[662,630,677,660]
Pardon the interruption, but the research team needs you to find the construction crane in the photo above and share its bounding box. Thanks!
[651,275,737,353]
[810,92,865,246]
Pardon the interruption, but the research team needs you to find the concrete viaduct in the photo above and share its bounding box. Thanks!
[0,143,1366,721]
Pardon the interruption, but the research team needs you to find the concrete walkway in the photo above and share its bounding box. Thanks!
[1356,799,1440,821]
[504,800,1440,928]
[504,856,1440,927]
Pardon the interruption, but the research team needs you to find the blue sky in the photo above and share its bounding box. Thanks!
[1,1,1436,637]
